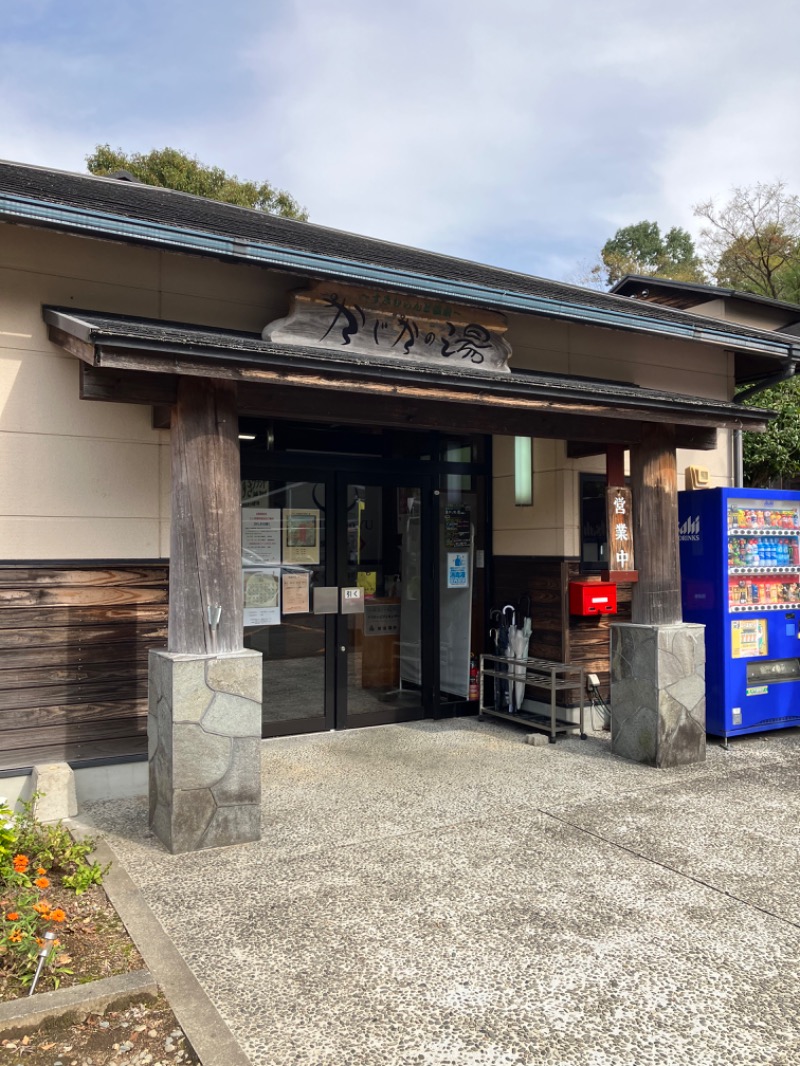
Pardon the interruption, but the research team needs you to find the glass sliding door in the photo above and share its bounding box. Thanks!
[242,475,331,736]
[337,478,428,728]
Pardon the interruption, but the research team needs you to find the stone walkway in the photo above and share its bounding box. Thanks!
[78,718,800,1065]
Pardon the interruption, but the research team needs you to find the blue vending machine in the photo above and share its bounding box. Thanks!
[679,487,800,741]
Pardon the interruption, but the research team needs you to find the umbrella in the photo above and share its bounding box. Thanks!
[512,595,533,711]
[489,606,513,711]
[503,604,518,712]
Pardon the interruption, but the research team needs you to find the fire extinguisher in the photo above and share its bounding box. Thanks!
[469,654,479,701]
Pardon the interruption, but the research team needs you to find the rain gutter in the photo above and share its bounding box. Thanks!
[2,191,797,362]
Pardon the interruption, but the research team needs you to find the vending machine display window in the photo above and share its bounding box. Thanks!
[680,487,800,741]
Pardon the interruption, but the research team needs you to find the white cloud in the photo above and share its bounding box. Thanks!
[1,0,799,282]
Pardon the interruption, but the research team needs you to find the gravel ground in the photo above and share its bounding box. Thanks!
[0,993,199,1065]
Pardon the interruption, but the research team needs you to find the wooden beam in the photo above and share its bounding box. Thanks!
[234,382,645,443]
[567,425,718,457]
[80,364,178,406]
[169,378,243,654]
[47,325,96,365]
[630,423,682,625]
[87,345,738,430]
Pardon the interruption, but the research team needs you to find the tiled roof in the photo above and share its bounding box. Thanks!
[2,160,797,364]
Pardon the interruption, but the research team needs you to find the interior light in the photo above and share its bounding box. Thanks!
[514,437,533,506]
[238,434,256,441]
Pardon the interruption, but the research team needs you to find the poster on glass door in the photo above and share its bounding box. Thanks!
[242,508,281,567]
[243,568,281,626]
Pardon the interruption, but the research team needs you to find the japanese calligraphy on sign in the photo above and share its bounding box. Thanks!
[262,281,512,373]
[606,486,635,573]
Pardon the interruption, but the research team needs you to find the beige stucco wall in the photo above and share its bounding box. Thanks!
[493,312,734,556]
[0,222,293,560]
[492,431,732,559]
[691,297,794,332]
[1,219,735,563]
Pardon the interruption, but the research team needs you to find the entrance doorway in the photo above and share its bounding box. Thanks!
[240,424,487,738]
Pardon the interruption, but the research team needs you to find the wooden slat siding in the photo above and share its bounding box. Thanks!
[0,669,150,712]
[0,565,168,771]
[1,699,149,732]
[0,640,156,671]
[0,587,167,609]
[0,606,168,631]
[565,560,633,701]
[0,624,167,652]
[492,558,567,702]
[492,557,633,707]
[0,567,168,588]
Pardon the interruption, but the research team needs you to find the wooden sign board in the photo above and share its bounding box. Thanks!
[605,486,638,582]
[263,281,511,373]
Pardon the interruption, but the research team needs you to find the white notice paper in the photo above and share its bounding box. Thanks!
[242,509,281,567]
[243,568,280,626]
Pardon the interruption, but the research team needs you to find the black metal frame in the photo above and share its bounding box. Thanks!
[241,426,489,738]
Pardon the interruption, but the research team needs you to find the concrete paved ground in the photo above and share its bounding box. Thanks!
[78,717,800,1066]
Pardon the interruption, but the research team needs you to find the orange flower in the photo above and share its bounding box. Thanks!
[5,912,20,921]
[33,901,50,915]
[36,867,46,876]
[12,854,29,872]
[34,877,50,889]
[8,931,23,944]
[47,908,66,923]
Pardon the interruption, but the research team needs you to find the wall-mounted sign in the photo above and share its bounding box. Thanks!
[263,281,511,373]
[606,487,635,573]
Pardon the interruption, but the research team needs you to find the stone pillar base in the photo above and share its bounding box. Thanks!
[148,649,263,853]
[610,623,706,768]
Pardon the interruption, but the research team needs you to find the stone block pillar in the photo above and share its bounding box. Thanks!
[148,649,262,854]
[611,622,706,768]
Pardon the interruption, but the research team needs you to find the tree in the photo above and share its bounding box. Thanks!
[741,376,800,487]
[694,181,800,301]
[86,145,307,221]
[600,220,706,286]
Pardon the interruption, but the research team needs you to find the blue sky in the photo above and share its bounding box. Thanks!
[2,0,799,284]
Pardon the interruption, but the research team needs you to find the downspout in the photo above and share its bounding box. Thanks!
[732,361,798,487]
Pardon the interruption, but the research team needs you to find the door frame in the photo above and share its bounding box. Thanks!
[240,427,491,738]
[333,469,437,730]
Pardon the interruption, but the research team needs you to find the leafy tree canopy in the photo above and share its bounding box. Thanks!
[86,145,307,221]
[600,220,706,286]
[694,181,800,302]
[741,376,800,487]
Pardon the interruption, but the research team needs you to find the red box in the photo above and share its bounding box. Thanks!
[569,580,617,616]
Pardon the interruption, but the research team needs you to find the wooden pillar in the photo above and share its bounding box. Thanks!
[630,423,681,625]
[606,444,625,488]
[169,377,243,654]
